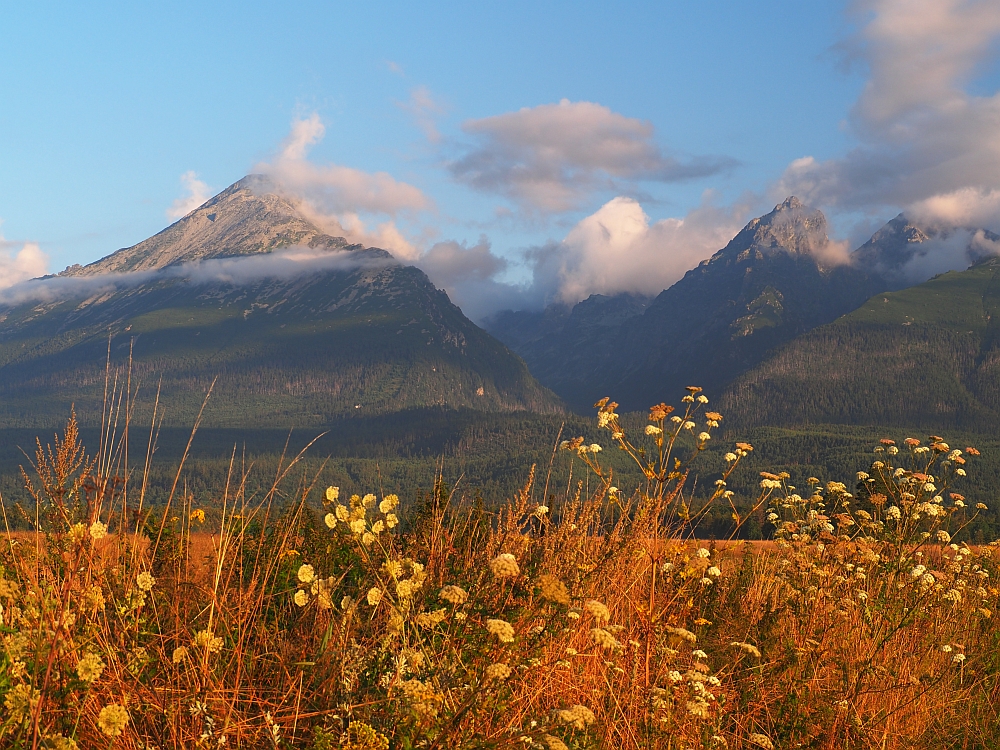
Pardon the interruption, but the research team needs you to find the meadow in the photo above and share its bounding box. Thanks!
[2,388,999,749]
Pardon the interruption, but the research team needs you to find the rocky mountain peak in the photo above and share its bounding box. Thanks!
[65,175,355,277]
[718,196,829,262]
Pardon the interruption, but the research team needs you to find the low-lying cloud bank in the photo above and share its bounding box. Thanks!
[0,247,394,308]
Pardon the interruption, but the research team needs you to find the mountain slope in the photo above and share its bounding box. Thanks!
[721,257,1000,428]
[0,177,562,427]
[485,292,653,410]
[489,198,888,412]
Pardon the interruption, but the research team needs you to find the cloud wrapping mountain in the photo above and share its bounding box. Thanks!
[0,246,391,308]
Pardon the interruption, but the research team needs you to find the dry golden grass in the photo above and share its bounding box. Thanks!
[1,398,999,749]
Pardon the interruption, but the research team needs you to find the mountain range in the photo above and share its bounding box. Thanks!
[487,198,1000,419]
[3,178,998,437]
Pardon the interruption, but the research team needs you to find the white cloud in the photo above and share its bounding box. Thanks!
[777,0,1000,226]
[166,171,212,221]
[0,232,48,290]
[449,100,736,213]
[254,114,431,258]
[528,194,750,305]
[0,246,391,308]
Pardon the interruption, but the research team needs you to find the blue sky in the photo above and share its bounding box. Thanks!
[2,1,1000,318]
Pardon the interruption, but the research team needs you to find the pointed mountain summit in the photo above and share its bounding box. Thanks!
[0,176,561,427]
[719,196,830,260]
[64,175,357,276]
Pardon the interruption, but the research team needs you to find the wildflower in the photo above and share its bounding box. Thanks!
[396,580,416,599]
[944,588,963,604]
[44,735,77,750]
[542,736,569,750]
[885,506,902,521]
[888,446,899,455]
[136,571,156,591]
[687,697,711,719]
[645,425,662,436]
[697,547,711,558]
[956,468,967,476]
[697,395,709,404]
[341,596,356,611]
[534,505,549,518]
[555,704,596,730]
[954,499,966,508]
[362,493,377,508]
[335,504,350,522]
[937,530,952,543]
[172,646,189,663]
[324,513,337,528]
[666,626,697,644]
[567,610,581,620]
[941,644,953,653]
[698,432,711,442]
[668,670,683,682]
[439,585,469,605]
[584,599,611,624]
[385,513,399,528]
[707,566,722,577]
[193,629,224,654]
[97,704,130,737]
[748,734,774,750]
[592,627,622,651]
[371,520,385,534]
[589,443,602,453]
[487,618,515,643]
[190,508,206,523]
[76,651,105,682]
[725,452,737,462]
[490,553,520,579]
[924,482,937,493]
[731,641,761,658]
[68,522,87,543]
[4,683,40,722]
[367,587,383,606]
[683,420,696,430]
[692,649,708,660]
[954,653,967,664]
[349,519,366,535]
[293,589,309,609]
[297,564,316,584]
[978,502,988,510]
[539,574,571,606]
[910,565,927,578]
[414,609,447,628]
[89,521,108,540]
[485,663,512,681]
[325,486,340,502]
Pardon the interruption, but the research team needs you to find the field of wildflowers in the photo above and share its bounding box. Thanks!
[2,388,999,749]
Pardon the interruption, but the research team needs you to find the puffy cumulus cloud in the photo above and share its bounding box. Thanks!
[0,234,47,290]
[777,0,1000,224]
[167,171,212,221]
[449,100,736,213]
[528,194,750,305]
[255,114,430,258]
[908,188,1000,232]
